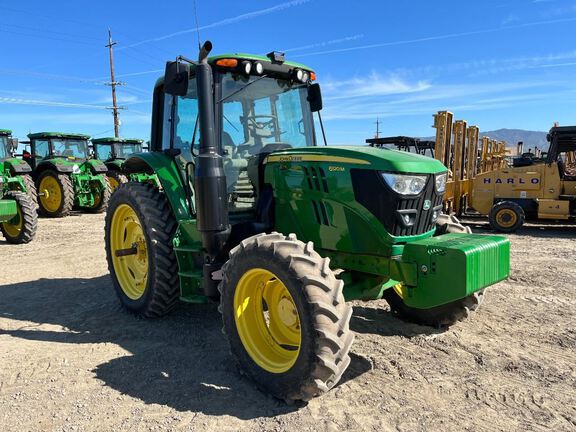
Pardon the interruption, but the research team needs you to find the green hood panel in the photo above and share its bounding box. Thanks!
[266,146,446,174]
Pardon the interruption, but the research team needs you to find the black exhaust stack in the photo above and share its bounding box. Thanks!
[194,41,229,297]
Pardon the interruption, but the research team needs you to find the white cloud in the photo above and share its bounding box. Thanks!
[320,78,574,121]
[323,73,431,101]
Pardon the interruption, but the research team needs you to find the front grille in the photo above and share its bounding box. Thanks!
[351,169,443,237]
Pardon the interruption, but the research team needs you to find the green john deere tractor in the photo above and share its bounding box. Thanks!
[0,129,37,243]
[91,137,144,191]
[104,42,510,403]
[25,132,110,217]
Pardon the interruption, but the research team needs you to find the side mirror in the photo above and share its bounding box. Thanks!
[164,61,191,96]
[307,83,323,112]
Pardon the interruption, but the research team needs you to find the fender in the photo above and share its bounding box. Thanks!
[85,159,108,174]
[105,160,124,171]
[124,153,192,220]
[4,158,32,174]
[35,160,75,174]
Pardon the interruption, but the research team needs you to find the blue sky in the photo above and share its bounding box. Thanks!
[0,0,574,144]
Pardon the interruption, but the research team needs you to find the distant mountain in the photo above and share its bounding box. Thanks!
[479,129,549,151]
[422,128,549,152]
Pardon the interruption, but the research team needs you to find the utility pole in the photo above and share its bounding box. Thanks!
[105,29,124,138]
[374,117,381,138]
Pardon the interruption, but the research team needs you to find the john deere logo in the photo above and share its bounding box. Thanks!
[423,200,431,210]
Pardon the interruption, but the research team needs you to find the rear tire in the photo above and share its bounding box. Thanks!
[20,174,39,210]
[107,170,128,192]
[0,191,37,244]
[219,232,354,403]
[385,214,485,327]
[104,182,179,317]
[86,176,111,214]
[489,201,525,232]
[36,170,74,218]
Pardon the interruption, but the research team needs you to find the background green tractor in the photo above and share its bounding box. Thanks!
[91,137,144,191]
[0,129,37,243]
[24,132,110,217]
[104,42,510,403]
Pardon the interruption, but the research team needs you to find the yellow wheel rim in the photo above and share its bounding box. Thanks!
[2,205,23,239]
[92,187,102,208]
[109,176,119,191]
[39,175,62,213]
[496,209,517,228]
[110,204,148,300]
[234,268,301,374]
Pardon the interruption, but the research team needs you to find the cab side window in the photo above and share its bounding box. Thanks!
[34,140,50,159]
[161,82,199,162]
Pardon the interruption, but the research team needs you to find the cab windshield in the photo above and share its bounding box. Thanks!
[52,139,89,160]
[0,136,9,160]
[116,143,142,159]
[219,74,316,153]
[95,144,114,161]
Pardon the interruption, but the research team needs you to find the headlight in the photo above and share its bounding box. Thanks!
[382,173,427,195]
[435,172,447,193]
[72,164,81,174]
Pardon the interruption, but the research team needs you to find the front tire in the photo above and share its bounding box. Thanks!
[489,201,525,232]
[86,176,111,214]
[0,191,37,244]
[37,170,74,218]
[104,182,179,317]
[383,288,485,327]
[219,232,354,403]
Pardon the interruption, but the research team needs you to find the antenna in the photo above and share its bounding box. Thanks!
[193,0,202,50]
[374,117,381,138]
[105,29,126,138]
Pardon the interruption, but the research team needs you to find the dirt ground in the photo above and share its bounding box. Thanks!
[0,213,575,432]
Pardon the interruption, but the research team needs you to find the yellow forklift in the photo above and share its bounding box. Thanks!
[471,126,576,232]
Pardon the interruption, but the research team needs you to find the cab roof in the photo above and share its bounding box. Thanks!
[0,129,12,136]
[92,137,144,145]
[209,53,314,72]
[27,132,91,140]
[154,52,315,88]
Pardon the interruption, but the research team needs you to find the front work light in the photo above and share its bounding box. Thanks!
[382,173,427,195]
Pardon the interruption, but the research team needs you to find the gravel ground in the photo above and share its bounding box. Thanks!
[0,213,574,432]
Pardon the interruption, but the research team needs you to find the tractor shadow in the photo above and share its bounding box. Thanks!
[0,276,370,418]
[350,305,444,338]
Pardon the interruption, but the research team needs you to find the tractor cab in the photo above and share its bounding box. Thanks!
[92,137,144,163]
[91,137,144,190]
[546,126,576,182]
[141,49,320,220]
[0,129,17,161]
[25,132,91,169]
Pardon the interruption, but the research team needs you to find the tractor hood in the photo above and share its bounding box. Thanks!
[265,145,447,174]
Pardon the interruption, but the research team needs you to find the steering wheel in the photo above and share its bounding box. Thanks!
[245,115,277,136]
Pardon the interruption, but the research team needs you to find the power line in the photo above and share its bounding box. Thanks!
[0,96,109,109]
